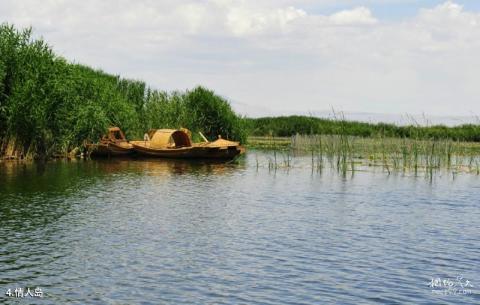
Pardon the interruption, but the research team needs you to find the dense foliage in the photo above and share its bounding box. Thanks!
[0,24,245,159]
[245,116,480,142]
[144,88,246,143]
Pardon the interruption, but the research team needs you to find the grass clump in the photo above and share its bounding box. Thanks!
[292,135,480,174]
[0,24,245,160]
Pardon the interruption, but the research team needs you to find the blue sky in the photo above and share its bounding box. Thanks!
[303,0,480,18]
[1,1,480,120]
[376,0,480,19]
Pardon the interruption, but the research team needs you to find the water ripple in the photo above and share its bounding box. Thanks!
[0,157,479,304]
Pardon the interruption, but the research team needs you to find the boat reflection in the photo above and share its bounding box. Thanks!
[0,158,245,192]
[0,158,245,235]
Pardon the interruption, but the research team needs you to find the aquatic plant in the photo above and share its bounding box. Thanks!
[292,135,480,174]
[0,24,245,159]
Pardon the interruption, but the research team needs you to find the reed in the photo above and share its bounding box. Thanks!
[248,132,480,175]
[288,134,480,174]
[0,24,245,160]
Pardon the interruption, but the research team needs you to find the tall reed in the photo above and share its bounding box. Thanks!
[289,134,480,174]
[0,24,245,160]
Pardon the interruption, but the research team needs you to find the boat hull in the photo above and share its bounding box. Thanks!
[131,143,243,160]
[87,142,134,157]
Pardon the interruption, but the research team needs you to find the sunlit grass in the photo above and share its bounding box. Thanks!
[248,135,480,176]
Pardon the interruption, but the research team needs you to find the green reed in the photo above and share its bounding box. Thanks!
[0,24,246,160]
[289,134,480,174]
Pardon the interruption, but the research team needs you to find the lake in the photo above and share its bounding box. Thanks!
[1,151,479,304]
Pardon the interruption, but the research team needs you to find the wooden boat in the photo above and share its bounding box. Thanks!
[131,129,244,160]
[192,138,246,159]
[86,127,134,157]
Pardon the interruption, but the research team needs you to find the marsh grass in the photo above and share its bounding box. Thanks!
[299,135,480,174]
[249,135,480,176]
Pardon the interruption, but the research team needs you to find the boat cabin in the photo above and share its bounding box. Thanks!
[146,129,192,148]
[102,127,127,143]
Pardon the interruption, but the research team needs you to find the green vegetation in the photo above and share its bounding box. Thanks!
[245,115,480,142]
[247,114,480,176]
[0,24,245,159]
[249,135,480,177]
[144,89,246,143]
[2,23,480,167]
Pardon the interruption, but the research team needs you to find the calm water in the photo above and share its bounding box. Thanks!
[0,152,479,304]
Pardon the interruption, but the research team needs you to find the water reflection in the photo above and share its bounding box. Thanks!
[0,154,479,304]
[0,158,244,230]
[1,158,244,187]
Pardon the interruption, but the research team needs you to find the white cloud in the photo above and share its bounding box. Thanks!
[226,6,306,36]
[419,1,464,21]
[1,1,479,118]
[174,3,210,34]
[329,7,377,25]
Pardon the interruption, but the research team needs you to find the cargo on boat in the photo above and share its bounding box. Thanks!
[85,127,134,157]
[130,129,244,160]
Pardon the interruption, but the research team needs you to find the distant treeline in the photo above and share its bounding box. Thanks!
[0,24,245,159]
[245,116,480,142]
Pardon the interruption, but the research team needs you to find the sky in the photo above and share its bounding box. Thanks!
[1,0,480,119]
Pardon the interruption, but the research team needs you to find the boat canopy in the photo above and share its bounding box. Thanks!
[103,127,127,142]
[147,129,192,148]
